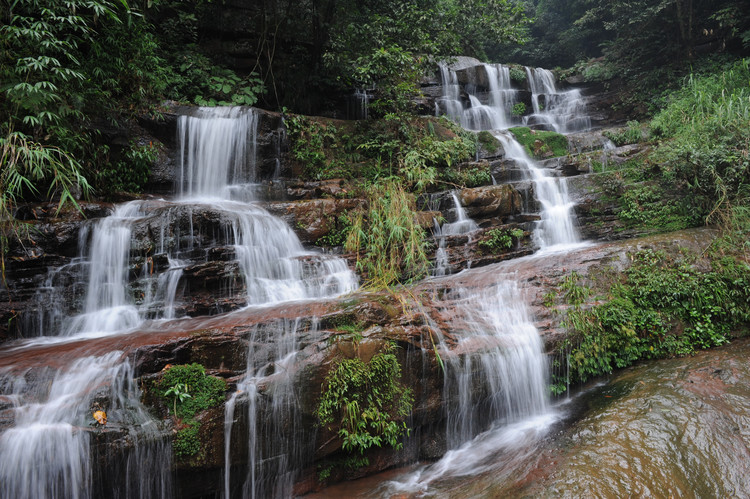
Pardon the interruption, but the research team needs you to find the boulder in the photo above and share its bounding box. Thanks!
[458,185,522,220]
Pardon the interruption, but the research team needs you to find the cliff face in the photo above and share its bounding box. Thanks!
[0,76,692,495]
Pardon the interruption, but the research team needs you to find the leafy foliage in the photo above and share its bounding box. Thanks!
[477,228,524,253]
[603,121,644,146]
[317,342,413,459]
[95,141,158,196]
[561,250,750,385]
[345,181,430,287]
[511,102,527,117]
[440,162,493,188]
[650,59,750,223]
[286,113,476,189]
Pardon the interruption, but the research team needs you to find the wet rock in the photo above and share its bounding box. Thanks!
[458,185,523,221]
[284,179,353,200]
[268,198,364,245]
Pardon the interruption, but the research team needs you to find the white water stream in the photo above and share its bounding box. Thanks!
[433,193,480,277]
[223,318,315,499]
[0,352,172,498]
[374,61,593,493]
[0,106,358,497]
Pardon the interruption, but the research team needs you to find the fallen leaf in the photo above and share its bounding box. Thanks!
[93,410,107,426]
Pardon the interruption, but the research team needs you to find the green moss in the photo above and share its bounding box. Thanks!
[156,363,227,459]
[173,422,201,459]
[476,130,501,154]
[509,126,568,159]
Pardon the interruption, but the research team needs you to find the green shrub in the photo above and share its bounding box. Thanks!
[618,183,699,232]
[649,59,750,223]
[561,250,750,385]
[477,228,524,253]
[603,121,644,146]
[317,342,413,460]
[96,141,158,196]
[512,102,527,116]
[345,181,429,286]
[440,162,492,188]
[509,66,527,84]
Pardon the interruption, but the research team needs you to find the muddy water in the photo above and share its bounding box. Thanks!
[305,338,750,498]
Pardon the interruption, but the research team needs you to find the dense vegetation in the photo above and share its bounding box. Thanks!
[550,248,750,394]
[546,57,750,393]
[2,0,749,396]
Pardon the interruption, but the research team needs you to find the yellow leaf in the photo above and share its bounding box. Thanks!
[93,410,107,426]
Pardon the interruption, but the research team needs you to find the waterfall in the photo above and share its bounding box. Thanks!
[525,67,591,133]
[394,59,591,490]
[23,106,357,340]
[435,62,585,251]
[381,274,555,493]
[223,319,317,499]
[494,132,580,249]
[437,63,517,130]
[0,352,173,499]
[433,193,479,277]
[63,202,145,337]
[437,281,549,447]
[176,108,357,307]
[2,106,358,498]
[348,88,370,120]
[177,106,258,200]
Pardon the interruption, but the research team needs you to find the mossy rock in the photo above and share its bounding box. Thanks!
[476,131,502,155]
[509,127,568,159]
[152,363,228,461]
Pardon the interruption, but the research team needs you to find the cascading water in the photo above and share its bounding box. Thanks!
[437,281,549,447]
[2,106,358,498]
[525,67,591,133]
[178,106,258,200]
[494,132,580,249]
[437,63,517,130]
[436,61,585,252]
[379,271,555,494]
[433,193,479,276]
[0,352,173,499]
[25,107,357,341]
[176,108,357,307]
[223,318,318,499]
[389,60,591,491]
